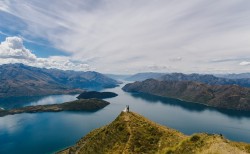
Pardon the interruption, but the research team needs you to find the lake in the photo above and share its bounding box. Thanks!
[1,83,250,154]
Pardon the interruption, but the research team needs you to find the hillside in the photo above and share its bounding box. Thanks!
[0,99,110,117]
[57,112,250,154]
[0,63,119,98]
[122,79,250,111]
[159,73,250,87]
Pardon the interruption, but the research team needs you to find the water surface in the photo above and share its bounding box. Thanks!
[0,84,250,154]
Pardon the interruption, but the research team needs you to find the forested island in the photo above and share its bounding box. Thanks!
[77,91,118,99]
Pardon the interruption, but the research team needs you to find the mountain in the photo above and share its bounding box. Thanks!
[159,73,250,87]
[0,63,119,98]
[57,112,250,154]
[126,72,166,81]
[123,79,250,111]
[105,74,131,81]
[77,91,118,99]
[215,73,250,79]
[0,99,110,117]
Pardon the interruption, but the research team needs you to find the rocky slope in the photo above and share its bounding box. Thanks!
[57,112,250,154]
[0,99,110,117]
[123,79,250,111]
[77,91,118,99]
[0,63,119,98]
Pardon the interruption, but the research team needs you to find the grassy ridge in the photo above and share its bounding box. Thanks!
[58,112,250,154]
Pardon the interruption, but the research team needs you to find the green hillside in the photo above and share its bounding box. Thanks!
[57,112,250,154]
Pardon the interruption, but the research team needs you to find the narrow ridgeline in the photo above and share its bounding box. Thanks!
[57,112,250,154]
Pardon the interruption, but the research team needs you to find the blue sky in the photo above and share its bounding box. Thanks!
[0,12,69,58]
[0,0,250,74]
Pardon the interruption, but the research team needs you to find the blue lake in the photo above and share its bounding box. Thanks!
[1,84,250,154]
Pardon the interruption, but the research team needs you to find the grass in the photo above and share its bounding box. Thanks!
[57,112,250,154]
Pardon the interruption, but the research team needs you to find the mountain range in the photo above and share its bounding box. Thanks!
[57,112,250,154]
[0,63,119,98]
[123,79,250,111]
[105,74,131,81]
[125,72,165,81]
[122,72,250,88]
[215,73,250,79]
[159,73,250,87]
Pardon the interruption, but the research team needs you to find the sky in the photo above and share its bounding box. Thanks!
[0,0,250,74]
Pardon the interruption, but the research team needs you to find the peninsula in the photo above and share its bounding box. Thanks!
[122,79,250,111]
[0,99,110,117]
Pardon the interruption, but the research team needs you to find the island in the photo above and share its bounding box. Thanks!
[122,79,250,111]
[0,99,110,117]
[57,112,250,154]
[77,91,118,99]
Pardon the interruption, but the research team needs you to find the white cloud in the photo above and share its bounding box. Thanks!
[169,57,182,62]
[1,0,250,73]
[0,37,90,71]
[0,30,9,36]
[0,0,9,12]
[240,61,250,66]
[0,36,36,60]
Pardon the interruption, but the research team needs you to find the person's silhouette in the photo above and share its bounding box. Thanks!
[127,105,129,112]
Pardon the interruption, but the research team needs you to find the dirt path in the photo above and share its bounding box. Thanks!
[122,113,132,154]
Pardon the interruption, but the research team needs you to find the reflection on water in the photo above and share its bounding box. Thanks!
[129,92,250,119]
[28,94,78,106]
[0,94,79,109]
[0,84,250,154]
[0,96,44,109]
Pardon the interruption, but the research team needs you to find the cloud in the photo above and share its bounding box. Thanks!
[169,57,182,62]
[0,36,36,60]
[240,61,250,66]
[145,64,168,71]
[210,57,250,63]
[0,36,90,71]
[0,0,250,73]
[0,30,9,36]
